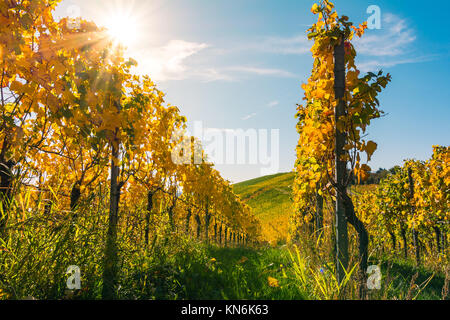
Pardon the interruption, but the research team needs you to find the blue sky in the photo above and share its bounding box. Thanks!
[55,0,450,183]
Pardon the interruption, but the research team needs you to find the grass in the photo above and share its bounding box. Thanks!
[367,254,447,300]
[1,224,446,300]
[134,242,447,300]
[177,244,307,300]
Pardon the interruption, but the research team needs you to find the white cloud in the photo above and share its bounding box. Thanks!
[194,68,236,82]
[226,66,296,78]
[133,40,209,81]
[242,112,257,120]
[358,56,434,72]
[353,13,416,57]
[351,13,437,72]
[268,100,279,108]
[249,35,310,55]
[132,40,296,82]
[194,66,297,83]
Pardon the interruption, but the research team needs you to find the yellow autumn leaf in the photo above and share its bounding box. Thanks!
[237,256,248,264]
[311,4,319,14]
[365,140,377,161]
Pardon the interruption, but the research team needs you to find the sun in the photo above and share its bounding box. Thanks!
[104,12,139,48]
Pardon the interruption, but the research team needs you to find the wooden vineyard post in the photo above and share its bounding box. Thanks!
[102,139,121,299]
[334,38,349,285]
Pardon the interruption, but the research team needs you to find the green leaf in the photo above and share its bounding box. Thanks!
[307,32,318,40]
[60,108,73,119]
[125,58,138,67]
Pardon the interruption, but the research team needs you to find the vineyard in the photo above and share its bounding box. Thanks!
[0,0,448,301]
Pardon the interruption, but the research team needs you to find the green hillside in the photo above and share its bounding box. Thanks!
[233,172,295,244]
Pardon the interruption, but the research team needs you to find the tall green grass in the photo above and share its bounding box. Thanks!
[0,181,447,300]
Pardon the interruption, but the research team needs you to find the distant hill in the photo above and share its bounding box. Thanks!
[233,172,295,245]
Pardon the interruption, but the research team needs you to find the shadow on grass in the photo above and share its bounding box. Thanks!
[177,246,307,300]
[369,255,446,300]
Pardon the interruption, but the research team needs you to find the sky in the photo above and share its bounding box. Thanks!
[54,0,450,183]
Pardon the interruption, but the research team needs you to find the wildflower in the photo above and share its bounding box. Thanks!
[210,258,216,263]
[267,276,279,288]
[319,267,324,274]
